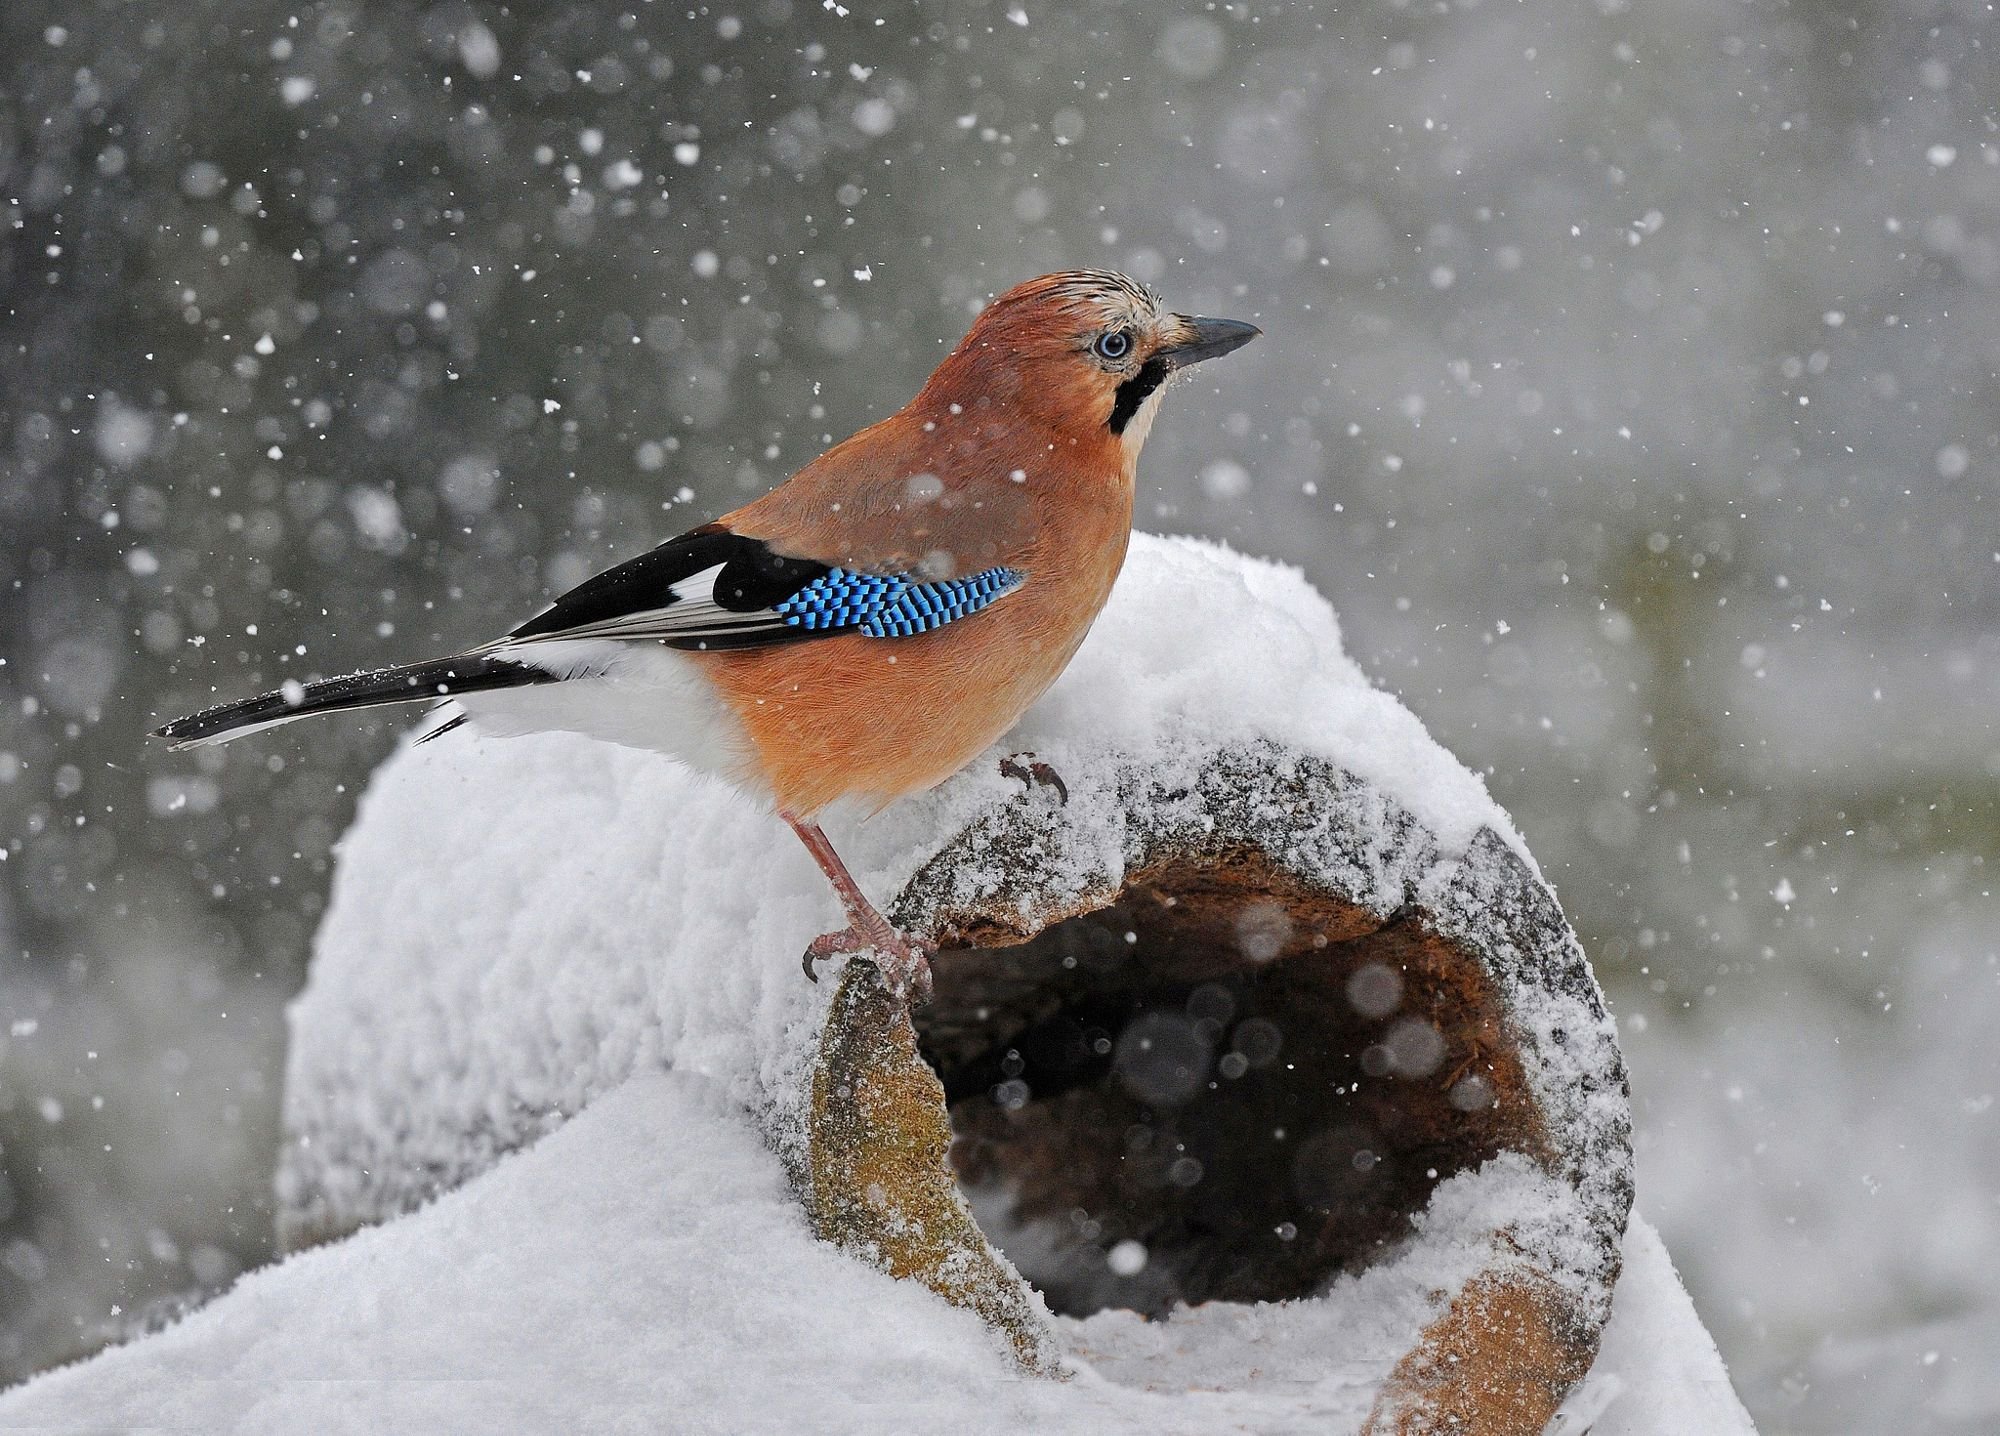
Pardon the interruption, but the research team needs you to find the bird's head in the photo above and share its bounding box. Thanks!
[921,270,1260,464]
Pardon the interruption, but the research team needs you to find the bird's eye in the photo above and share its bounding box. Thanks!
[1094,329,1133,361]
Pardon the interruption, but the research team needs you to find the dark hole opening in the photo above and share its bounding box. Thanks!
[914,849,1537,1318]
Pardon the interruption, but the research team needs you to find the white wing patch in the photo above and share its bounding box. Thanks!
[499,563,785,647]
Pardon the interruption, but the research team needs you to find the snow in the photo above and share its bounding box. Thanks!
[1549,1218,1756,1434]
[0,1074,1750,1436]
[1015,534,1514,859]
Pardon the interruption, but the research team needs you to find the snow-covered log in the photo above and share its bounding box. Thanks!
[0,536,1751,1433]
[801,738,1633,1430]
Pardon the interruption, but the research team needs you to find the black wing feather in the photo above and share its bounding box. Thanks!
[153,653,554,748]
[509,524,831,645]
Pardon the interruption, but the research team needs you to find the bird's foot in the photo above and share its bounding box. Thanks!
[802,919,935,1003]
[1000,752,1069,805]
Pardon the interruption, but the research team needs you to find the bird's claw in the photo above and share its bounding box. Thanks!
[1000,752,1069,805]
[802,922,934,1004]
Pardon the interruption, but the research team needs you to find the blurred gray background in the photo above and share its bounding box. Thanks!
[2,1,1995,1428]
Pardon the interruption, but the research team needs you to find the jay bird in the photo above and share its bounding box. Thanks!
[154,270,1260,998]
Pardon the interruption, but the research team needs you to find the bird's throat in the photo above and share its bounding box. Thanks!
[1108,356,1171,435]
[1116,379,1170,464]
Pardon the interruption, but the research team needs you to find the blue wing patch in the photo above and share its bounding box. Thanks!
[774,566,1025,638]
[501,525,1025,652]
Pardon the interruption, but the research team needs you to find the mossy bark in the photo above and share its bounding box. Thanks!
[805,960,1062,1376]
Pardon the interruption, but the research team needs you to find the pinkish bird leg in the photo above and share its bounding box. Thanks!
[783,813,933,1001]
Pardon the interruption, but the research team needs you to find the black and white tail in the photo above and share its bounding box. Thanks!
[151,653,554,750]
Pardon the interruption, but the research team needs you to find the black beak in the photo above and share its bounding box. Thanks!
[1162,315,1261,369]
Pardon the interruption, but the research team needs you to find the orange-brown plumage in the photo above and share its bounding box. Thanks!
[699,293,1140,812]
[697,270,1251,816]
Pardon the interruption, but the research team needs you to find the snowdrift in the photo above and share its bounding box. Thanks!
[0,535,1754,1433]
[2,1077,1748,1434]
